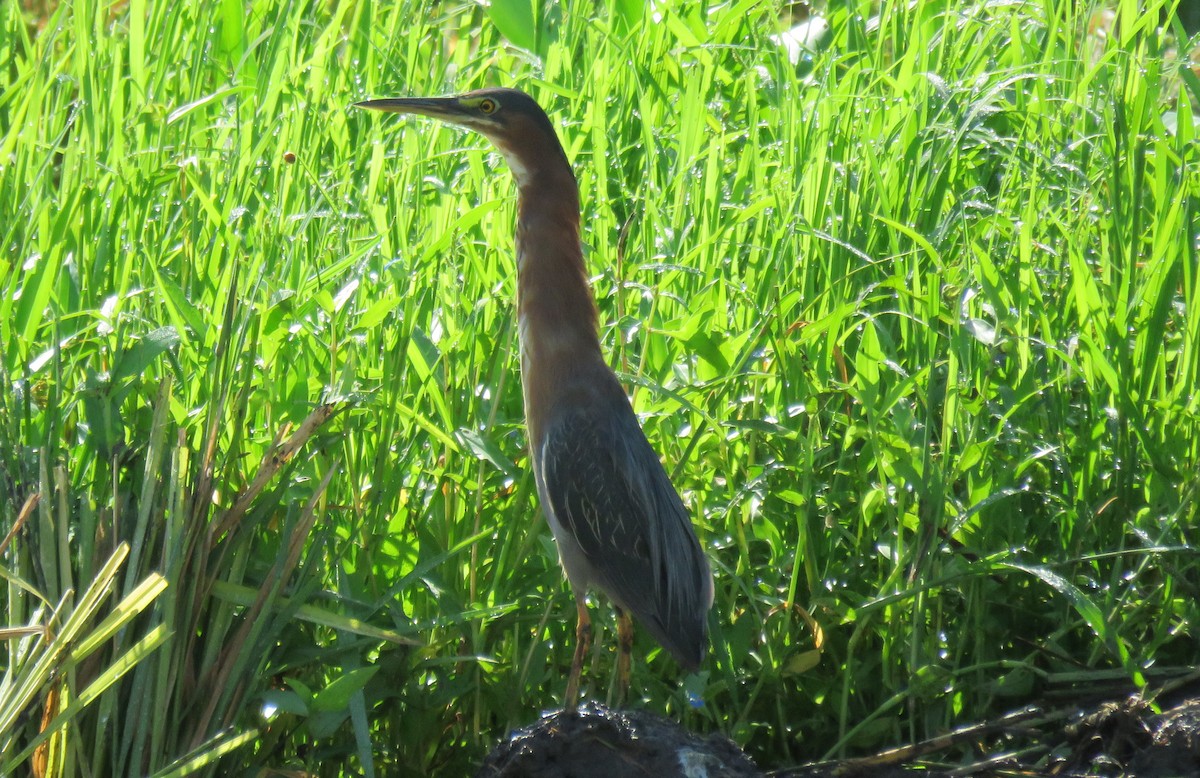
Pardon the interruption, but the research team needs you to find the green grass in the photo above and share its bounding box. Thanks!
[2,0,1198,774]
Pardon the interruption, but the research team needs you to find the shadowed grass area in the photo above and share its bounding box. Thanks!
[2,0,1198,774]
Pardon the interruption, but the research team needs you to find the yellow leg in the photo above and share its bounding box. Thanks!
[616,607,633,705]
[565,594,591,708]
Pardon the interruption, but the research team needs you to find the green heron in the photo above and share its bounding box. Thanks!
[356,87,713,705]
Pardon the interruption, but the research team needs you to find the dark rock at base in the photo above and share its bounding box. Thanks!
[1128,697,1200,777]
[476,701,762,778]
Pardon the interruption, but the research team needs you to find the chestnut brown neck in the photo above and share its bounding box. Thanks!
[510,152,604,442]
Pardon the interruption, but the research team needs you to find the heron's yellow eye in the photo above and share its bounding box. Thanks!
[479,98,498,114]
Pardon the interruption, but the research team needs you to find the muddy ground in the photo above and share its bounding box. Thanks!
[478,682,1200,777]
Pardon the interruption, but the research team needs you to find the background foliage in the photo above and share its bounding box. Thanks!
[2,0,1198,774]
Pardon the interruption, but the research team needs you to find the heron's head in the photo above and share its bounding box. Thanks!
[355,87,570,187]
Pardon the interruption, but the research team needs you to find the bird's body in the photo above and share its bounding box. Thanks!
[356,88,713,703]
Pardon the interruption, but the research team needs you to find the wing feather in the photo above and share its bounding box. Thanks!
[540,402,711,667]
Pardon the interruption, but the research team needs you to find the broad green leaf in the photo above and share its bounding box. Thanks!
[112,326,180,386]
[311,667,379,713]
[355,295,402,331]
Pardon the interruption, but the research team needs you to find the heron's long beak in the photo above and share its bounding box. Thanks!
[354,97,466,123]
